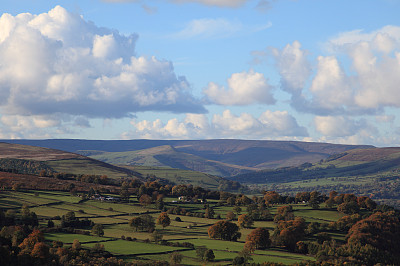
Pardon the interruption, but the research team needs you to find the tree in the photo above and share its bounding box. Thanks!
[151,230,163,243]
[308,191,321,209]
[347,211,400,261]
[21,205,38,227]
[208,220,241,241]
[31,242,49,260]
[72,239,81,250]
[246,227,271,250]
[91,224,104,237]
[170,251,183,265]
[233,206,242,215]
[273,217,306,251]
[129,214,155,232]
[264,191,281,205]
[18,229,44,254]
[119,186,130,202]
[129,217,142,231]
[205,206,215,219]
[196,246,208,261]
[204,249,215,262]
[155,198,165,210]
[238,214,253,229]
[337,201,360,214]
[196,246,214,262]
[139,194,152,207]
[156,212,171,229]
[274,205,294,222]
[226,211,236,221]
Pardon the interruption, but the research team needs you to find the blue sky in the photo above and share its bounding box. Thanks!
[1,0,400,146]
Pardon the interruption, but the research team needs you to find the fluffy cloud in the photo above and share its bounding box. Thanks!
[203,70,275,105]
[126,109,307,139]
[0,6,205,125]
[313,116,386,145]
[269,26,400,116]
[314,116,364,137]
[272,41,311,93]
[327,25,400,53]
[0,114,88,139]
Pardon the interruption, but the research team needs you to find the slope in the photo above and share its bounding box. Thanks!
[87,145,258,177]
[1,139,373,177]
[0,142,139,179]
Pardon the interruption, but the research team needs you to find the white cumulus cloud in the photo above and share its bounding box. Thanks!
[0,6,205,125]
[272,41,312,93]
[126,109,307,139]
[269,26,400,116]
[203,70,275,105]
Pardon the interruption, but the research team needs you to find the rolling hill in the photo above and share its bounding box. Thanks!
[231,147,400,207]
[231,147,400,184]
[1,139,373,176]
[0,142,234,190]
[0,142,139,179]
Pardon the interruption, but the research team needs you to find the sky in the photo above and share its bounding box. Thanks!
[1,0,400,146]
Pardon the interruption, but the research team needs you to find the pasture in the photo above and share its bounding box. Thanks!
[0,190,336,264]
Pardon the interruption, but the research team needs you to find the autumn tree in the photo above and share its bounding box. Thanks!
[347,211,400,262]
[31,242,50,260]
[208,220,241,241]
[156,212,171,229]
[139,194,152,207]
[226,211,236,221]
[18,229,44,254]
[332,214,361,231]
[238,214,253,229]
[72,239,81,250]
[246,227,271,250]
[264,191,281,205]
[337,201,360,214]
[273,217,306,251]
[274,205,294,222]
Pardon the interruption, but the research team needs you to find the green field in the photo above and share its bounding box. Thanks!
[0,190,348,265]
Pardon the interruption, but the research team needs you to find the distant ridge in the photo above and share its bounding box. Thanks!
[1,139,373,177]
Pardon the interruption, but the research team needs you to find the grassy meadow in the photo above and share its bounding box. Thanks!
[0,190,351,264]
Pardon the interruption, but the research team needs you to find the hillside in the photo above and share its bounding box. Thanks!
[0,142,139,179]
[0,142,238,190]
[231,147,400,207]
[87,145,257,177]
[1,139,373,176]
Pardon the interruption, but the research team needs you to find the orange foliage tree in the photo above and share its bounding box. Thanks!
[246,227,271,250]
[208,221,241,241]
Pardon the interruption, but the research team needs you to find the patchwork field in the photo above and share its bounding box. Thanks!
[0,190,352,264]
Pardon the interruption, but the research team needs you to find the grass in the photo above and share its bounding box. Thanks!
[124,165,221,190]
[83,239,186,255]
[44,233,109,244]
[0,190,353,264]
[47,159,131,179]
